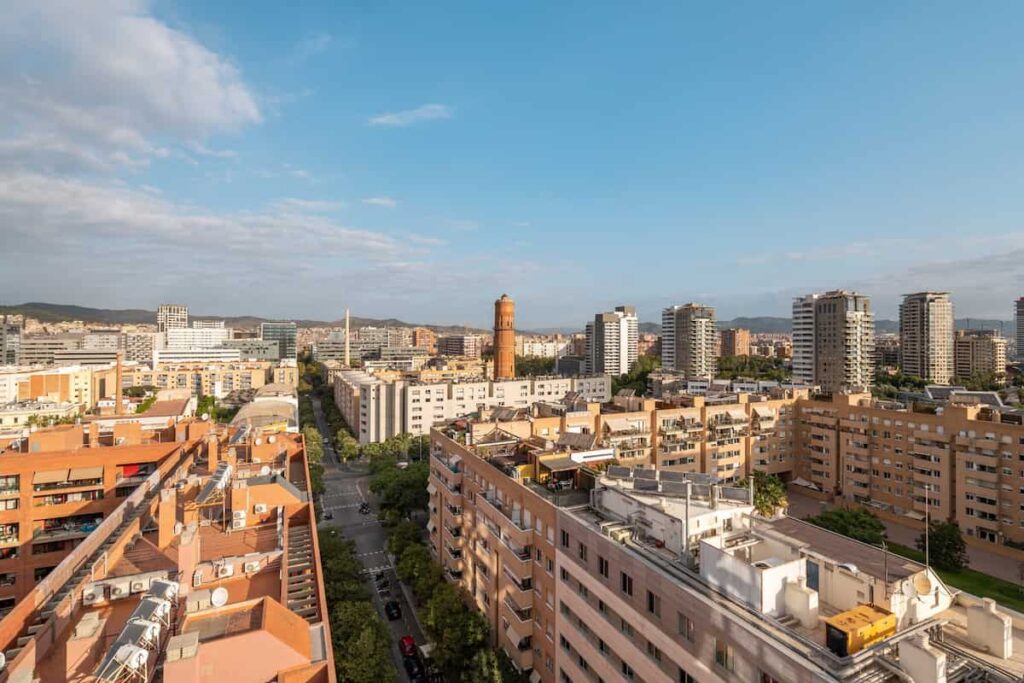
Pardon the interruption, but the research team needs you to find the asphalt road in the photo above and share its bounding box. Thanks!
[310,396,427,682]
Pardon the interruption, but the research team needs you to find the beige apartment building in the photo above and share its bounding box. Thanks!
[123,360,296,398]
[954,329,1008,382]
[793,291,874,393]
[718,327,750,357]
[428,411,1019,683]
[900,292,954,383]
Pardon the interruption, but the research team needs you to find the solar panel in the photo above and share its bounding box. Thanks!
[634,478,659,491]
[658,470,685,482]
[606,466,631,479]
[659,481,690,496]
[633,468,657,480]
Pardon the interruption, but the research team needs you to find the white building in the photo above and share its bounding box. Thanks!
[157,303,188,331]
[584,305,638,376]
[792,291,874,394]
[334,372,612,444]
[153,347,241,365]
[165,327,231,349]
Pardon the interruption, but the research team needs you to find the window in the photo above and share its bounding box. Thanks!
[598,555,609,578]
[620,662,635,681]
[620,571,633,596]
[715,639,735,672]
[677,612,695,642]
[761,673,782,683]
[678,668,696,683]
[561,530,570,548]
[598,639,608,655]
[646,640,662,662]
[620,619,634,637]
[647,590,661,618]
[577,542,587,563]
[560,567,570,582]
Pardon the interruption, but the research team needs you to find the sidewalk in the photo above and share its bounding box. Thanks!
[787,490,1023,584]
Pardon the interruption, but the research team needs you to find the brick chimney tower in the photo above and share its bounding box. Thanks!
[494,294,515,380]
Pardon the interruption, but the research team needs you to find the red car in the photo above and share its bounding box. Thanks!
[399,635,417,658]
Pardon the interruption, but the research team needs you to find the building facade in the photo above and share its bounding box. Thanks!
[1,318,22,366]
[792,291,874,393]
[585,306,638,376]
[156,304,188,332]
[663,304,717,379]
[899,291,954,383]
[437,335,484,358]
[260,321,297,360]
[1016,297,1024,360]
[954,329,1008,382]
[719,327,750,357]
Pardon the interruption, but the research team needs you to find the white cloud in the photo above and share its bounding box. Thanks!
[407,234,446,247]
[274,198,344,212]
[368,104,452,127]
[289,32,332,63]
[0,1,260,173]
[362,196,397,208]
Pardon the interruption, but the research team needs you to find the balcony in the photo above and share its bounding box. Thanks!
[0,487,19,499]
[32,521,99,543]
[496,535,532,576]
[477,494,533,546]
[503,598,533,640]
[445,543,464,561]
[502,566,534,605]
[503,632,534,673]
[431,451,464,476]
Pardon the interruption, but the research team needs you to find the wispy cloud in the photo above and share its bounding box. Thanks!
[289,32,332,63]
[362,196,397,208]
[369,104,452,127]
[445,218,479,232]
[408,234,446,247]
[274,198,344,212]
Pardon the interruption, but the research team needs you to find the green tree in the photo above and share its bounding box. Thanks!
[804,507,887,546]
[370,460,429,518]
[466,649,530,683]
[717,355,790,381]
[338,624,397,683]
[302,425,324,464]
[515,355,556,377]
[612,354,661,395]
[918,520,969,571]
[737,471,788,517]
[388,520,424,557]
[424,583,489,672]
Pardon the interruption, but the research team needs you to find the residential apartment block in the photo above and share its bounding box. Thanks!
[661,304,717,379]
[585,306,638,376]
[123,360,296,398]
[900,292,954,383]
[955,329,1008,382]
[333,372,612,444]
[1017,297,1024,360]
[718,327,750,357]
[792,291,874,394]
[437,334,484,359]
[428,410,1017,683]
[0,420,333,682]
[0,317,20,365]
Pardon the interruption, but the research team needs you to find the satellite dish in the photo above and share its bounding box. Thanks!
[211,586,229,608]
[201,412,210,421]
[0,651,6,671]
[913,573,933,596]
[267,435,276,444]
[260,465,271,476]
[254,438,263,446]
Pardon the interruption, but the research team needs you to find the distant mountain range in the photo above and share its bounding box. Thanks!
[0,302,487,334]
[0,302,1012,337]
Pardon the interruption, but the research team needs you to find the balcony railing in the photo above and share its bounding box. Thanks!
[478,493,528,531]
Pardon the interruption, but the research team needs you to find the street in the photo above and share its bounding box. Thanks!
[310,395,428,682]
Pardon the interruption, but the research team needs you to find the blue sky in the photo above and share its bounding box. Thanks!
[1,1,1023,327]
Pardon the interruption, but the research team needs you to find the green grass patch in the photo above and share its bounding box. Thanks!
[888,543,1024,613]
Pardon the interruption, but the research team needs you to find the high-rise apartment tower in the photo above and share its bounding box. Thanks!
[493,294,515,380]
[899,291,954,383]
[661,303,717,379]
[792,291,874,393]
[585,306,638,376]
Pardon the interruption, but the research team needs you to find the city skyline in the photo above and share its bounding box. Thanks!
[3,2,1024,326]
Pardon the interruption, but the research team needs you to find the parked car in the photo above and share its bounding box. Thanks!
[403,656,426,682]
[359,502,371,514]
[399,635,417,658]
[384,600,402,620]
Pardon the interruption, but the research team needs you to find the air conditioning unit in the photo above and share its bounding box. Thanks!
[130,577,151,594]
[109,580,131,600]
[232,510,246,520]
[231,519,245,530]
[217,565,234,579]
[253,504,268,514]
[82,584,106,605]
[243,561,260,573]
